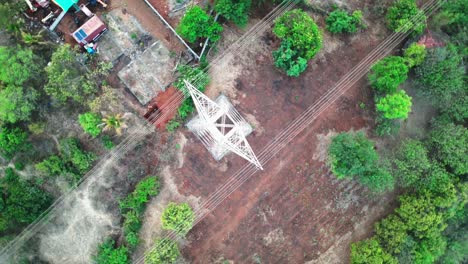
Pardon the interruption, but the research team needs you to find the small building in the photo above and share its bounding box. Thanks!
[51,0,79,11]
[72,15,108,46]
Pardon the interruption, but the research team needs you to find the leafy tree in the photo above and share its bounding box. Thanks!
[0,46,40,86]
[359,165,394,193]
[145,238,180,264]
[411,233,447,264]
[176,6,223,43]
[375,214,408,254]
[120,177,160,213]
[94,239,129,264]
[326,9,363,34]
[59,138,96,174]
[414,45,465,105]
[0,126,28,159]
[215,0,251,27]
[273,9,322,60]
[161,202,194,235]
[396,194,445,240]
[439,95,467,124]
[376,90,412,120]
[328,131,378,179]
[403,43,426,67]
[272,40,308,77]
[45,45,95,105]
[386,0,426,34]
[351,238,396,264]
[0,2,24,33]
[428,122,467,176]
[0,168,52,226]
[79,112,102,138]
[0,85,38,123]
[433,0,467,48]
[174,65,210,119]
[393,139,431,188]
[368,56,409,94]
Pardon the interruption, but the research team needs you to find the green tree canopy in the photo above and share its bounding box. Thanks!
[326,9,363,34]
[0,126,28,159]
[351,238,396,264]
[59,137,96,174]
[145,238,180,264]
[376,90,412,120]
[368,56,409,94]
[78,112,102,138]
[272,40,308,77]
[161,202,194,235]
[0,46,40,86]
[120,176,160,213]
[176,6,223,43]
[273,9,322,60]
[375,214,408,254]
[428,122,467,176]
[328,131,378,179]
[94,239,129,264]
[403,43,426,68]
[386,0,426,34]
[414,45,465,106]
[215,0,251,27]
[0,85,38,123]
[393,139,431,188]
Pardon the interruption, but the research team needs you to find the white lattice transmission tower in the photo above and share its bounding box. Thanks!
[184,80,263,170]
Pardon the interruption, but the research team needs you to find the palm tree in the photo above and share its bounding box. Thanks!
[101,113,127,136]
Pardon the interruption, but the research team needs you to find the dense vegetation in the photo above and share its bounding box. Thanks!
[350,2,467,263]
[145,238,180,264]
[326,9,363,34]
[386,0,426,34]
[161,202,195,236]
[272,9,322,77]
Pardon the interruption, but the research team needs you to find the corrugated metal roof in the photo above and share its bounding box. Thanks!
[52,0,78,11]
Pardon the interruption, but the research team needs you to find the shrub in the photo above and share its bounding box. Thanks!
[368,56,409,94]
[28,122,45,135]
[101,135,115,150]
[326,9,363,34]
[145,238,180,264]
[351,238,396,264]
[176,6,223,43]
[173,65,210,92]
[59,138,96,174]
[375,90,412,120]
[359,165,394,193]
[94,239,129,264]
[414,45,464,105]
[328,131,378,179]
[35,155,66,176]
[125,231,139,248]
[14,161,25,171]
[403,43,426,67]
[273,9,322,60]
[161,202,194,235]
[0,126,28,159]
[119,176,160,213]
[78,112,102,138]
[215,0,251,27]
[386,0,426,34]
[272,40,308,77]
[166,120,180,132]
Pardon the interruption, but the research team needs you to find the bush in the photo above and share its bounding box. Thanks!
[273,9,322,60]
[0,126,28,159]
[328,132,378,179]
[368,56,409,94]
[403,43,426,67]
[375,90,412,120]
[79,112,102,138]
[386,0,426,34]
[119,176,160,213]
[326,9,363,34]
[59,138,96,174]
[215,0,251,27]
[145,238,180,264]
[176,6,223,43]
[94,239,129,264]
[35,155,66,176]
[161,202,194,235]
[414,45,464,106]
[351,238,396,264]
[101,135,115,150]
[272,40,308,77]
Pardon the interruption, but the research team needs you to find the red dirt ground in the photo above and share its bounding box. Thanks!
[158,3,401,263]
